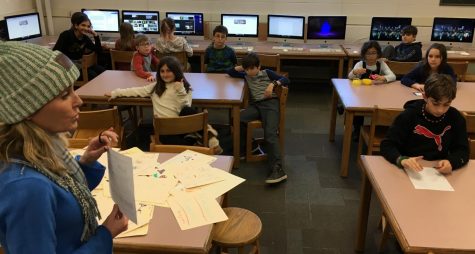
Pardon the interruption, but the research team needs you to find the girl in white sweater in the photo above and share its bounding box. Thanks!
[106,56,221,153]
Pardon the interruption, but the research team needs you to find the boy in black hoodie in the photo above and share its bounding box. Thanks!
[380,73,469,174]
[383,25,422,62]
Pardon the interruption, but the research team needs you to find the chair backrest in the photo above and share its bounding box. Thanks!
[463,112,475,139]
[81,52,97,83]
[156,51,188,71]
[448,61,468,82]
[385,61,418,76]
[257,53,281,72]
[69,107,123,148]
[149,144,215,155]
[470,139,475,160]
[110,49,134,70]
[275,85,289,148]
[367,106,403,153]
[153,110,209,146]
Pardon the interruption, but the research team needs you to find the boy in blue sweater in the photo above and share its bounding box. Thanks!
[228,52,290,184]
[383,25,422,62]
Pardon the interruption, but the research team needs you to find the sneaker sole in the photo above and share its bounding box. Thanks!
[265,175,288,184]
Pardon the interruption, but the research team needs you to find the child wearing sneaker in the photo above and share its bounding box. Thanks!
[228,52,290,184]
[106,56,222,153]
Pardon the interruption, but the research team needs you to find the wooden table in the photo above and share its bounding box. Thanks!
[75,71,245,168]
[329,79,475,177]
[343,43,475,75]
[114,153,233,254]
[192,40,347,77]
[356,156,475,253]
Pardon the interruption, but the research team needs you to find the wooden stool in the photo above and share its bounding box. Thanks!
[212,207,262,254]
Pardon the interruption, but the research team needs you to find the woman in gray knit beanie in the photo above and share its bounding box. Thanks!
[0,41,128,253]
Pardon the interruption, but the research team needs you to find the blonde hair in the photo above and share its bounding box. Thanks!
[0,121,67,174]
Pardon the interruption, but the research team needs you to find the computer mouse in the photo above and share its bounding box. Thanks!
[283,49,288,52]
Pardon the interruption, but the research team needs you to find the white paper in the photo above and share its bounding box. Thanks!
[108,149,138,223]
[168,192,228,230]
[405,167,454,191]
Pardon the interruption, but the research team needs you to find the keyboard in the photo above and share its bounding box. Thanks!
[102,41,116,46]
[271,46,303,51]
[189,44,199,48]
[447,50,470,55]
[309,48,342,53]
[232,46,254,51]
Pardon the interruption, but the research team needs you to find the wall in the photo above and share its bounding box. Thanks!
[0,0,36,19]
[46,0,475,45]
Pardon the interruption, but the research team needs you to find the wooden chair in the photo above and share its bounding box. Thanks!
[149,144,215,155]
[256,53,288,77]
[246,86,289,162]
[109,49,142,126]
[74,52,97,87]
[150,110,209,148]
[68,107,124,149]
[110,49,134,70]
[356,106,403,166]
[463,112,475,159]
[212,207,262,254]
[156,51,190,72]
[385,60,418,77]
[448,61,469,82]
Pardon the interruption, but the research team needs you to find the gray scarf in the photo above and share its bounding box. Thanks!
[11,135,101,242]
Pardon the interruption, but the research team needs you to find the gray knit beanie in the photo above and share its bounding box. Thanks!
[0,41,80,124]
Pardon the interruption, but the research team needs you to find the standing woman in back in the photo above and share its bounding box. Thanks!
[401,43,456,92]
[156,17,193,58]
[53,12,105,81]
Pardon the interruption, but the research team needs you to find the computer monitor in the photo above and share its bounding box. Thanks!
[431,17,475,48]
[5,12,42,41]
[166,12,204,40]
[221,14,259,43]
[81,9,120,33]
[369,17,412,45]
[122,10,160,34]
[307,16,347,44]
[267,14,305,44]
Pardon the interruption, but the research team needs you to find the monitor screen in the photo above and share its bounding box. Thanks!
[268,15,305,39]
[221,14,259,37]
[81,9,119,33]
[431,17,475,43]
[307,16,347,40]
[122,10,159,34]
[369,17,412,41]
[5,12,41,40]
[166,12,204,36]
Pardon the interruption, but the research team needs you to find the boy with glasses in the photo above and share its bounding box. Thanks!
[132,34,159,81]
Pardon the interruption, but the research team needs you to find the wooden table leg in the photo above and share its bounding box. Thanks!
[339,111,354,177]
[348,58,354,76]
[355,170,372,252]
[338,58,344,78]
[200,55,205,73]
[232,105,240,168]
[329,87,338,142]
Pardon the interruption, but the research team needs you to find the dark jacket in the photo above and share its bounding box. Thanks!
[392,42,422,62]
[53,29,102,61]
[401,62,456,87]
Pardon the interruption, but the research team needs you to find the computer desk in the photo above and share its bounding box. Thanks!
[112,152,234,254]
[191,40,347,78]
[329,79,475,177]
[356,156,475,253]
[75,71,246,168]
[343,43,475,76]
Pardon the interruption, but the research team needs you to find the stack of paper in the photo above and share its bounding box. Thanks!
[72,147,245,235]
